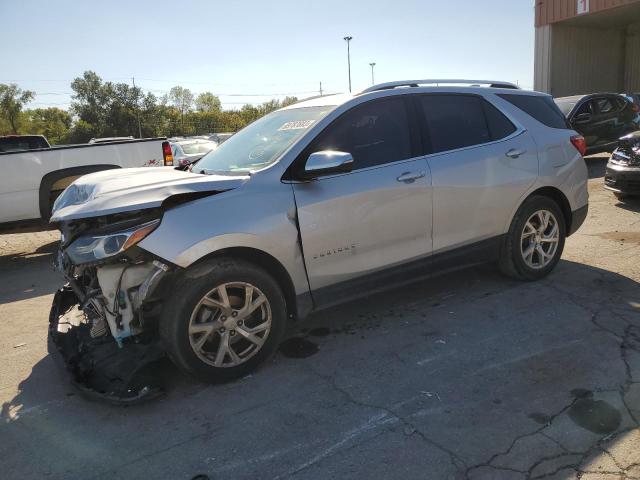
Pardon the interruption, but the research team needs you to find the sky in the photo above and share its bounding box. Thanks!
[0,0,536,110]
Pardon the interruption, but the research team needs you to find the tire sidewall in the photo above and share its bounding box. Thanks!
[161,258,287,383]
[508,197,566,280]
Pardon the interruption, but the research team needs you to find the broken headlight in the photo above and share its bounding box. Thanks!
[66,219,160,265]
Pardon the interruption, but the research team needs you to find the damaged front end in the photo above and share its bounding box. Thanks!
[49,209,174,404]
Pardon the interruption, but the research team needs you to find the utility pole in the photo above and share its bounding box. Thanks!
[132,77,143,139]
[369,62,376,85]
[344,36,353,92]
[319,81,323,96]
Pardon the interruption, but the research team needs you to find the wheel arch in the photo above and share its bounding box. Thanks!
[191,246,302,322]
[513,186,573,235]
[39,164,120,219]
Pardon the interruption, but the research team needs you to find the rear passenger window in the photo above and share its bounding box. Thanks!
[575,101,593,116]
[483,101,517,140]
[499,94,569,129]
[309,97,412,170]
[419,95,492,153]
[595,98,614,114]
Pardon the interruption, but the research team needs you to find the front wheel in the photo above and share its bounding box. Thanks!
[499,196,566,281]
[160,258,287,383]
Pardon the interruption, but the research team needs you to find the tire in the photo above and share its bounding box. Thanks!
[499,195,566,281]
[614,193,627,201]
[159,257,287,383]
[48,189,63,218]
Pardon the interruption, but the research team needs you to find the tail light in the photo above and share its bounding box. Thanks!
[162,141,174,166]
[570,135,587,157]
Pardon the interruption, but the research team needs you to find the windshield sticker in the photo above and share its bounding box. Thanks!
[278,120,316,131]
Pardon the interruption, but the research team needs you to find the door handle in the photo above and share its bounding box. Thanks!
[505,148,526,159]
[396,171,426,183]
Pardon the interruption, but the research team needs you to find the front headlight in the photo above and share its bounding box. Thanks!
[66,219,160,265]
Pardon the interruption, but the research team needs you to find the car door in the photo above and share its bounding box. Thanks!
[291,96,432,307]
[416,94,538,260]
[612,96,636,139]
[570,100,599,146]
[590,96,619,147]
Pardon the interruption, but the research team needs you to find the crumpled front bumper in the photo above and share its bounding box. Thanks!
[604,163,640,195]
[48,285,167,405]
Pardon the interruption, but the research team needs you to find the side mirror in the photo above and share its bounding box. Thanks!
[574,112,592,124]
[302,150,354,179]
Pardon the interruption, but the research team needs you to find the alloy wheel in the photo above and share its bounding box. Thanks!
[520,209,560,269]
[188,282,272,368]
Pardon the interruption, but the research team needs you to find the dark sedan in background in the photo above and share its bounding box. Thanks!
[555,93,639,154]
[605,131,640,199]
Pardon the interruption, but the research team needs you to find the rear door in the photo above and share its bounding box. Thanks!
[416,94,538,257]
[292,96,432,306]
[591,96,619,146]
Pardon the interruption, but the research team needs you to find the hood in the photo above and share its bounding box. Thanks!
[51,167,249,222]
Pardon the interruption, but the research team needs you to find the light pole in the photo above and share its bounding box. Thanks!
[369,62,376,85]
[344,36,353,92]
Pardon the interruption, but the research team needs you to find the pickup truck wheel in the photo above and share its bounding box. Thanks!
[499,196,566,281]
[160,258,287,383]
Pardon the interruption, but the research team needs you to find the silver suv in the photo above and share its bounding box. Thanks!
[50,80,589,400]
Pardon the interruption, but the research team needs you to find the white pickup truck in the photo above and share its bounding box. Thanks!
[0,136,173,229]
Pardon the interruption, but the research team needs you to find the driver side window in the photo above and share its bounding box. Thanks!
[575,101,593,116]
[309,98,412,170]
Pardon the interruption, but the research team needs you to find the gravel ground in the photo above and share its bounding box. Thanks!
[1,154,640,480]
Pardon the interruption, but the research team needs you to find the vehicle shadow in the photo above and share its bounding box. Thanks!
[615,196,640,213]
[0,239,61,303]
[0,239,58,269]
[3,259,639,418]
[585,153,609,179]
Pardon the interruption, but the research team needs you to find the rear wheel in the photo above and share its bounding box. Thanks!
[160,258,287,382]
[499,196,566,281]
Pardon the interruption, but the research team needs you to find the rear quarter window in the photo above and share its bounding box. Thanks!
[499,94,569,129]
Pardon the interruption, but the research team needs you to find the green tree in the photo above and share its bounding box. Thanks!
[65,119,96,144]
[70,71,110,133]
[23,108,72,144]
[195,92,222,113]
[0,83,35,133]
[168,86,194,134]
[70,71,144,140]
[281,96,298,107]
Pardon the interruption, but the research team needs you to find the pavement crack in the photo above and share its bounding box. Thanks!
[308,366,468,474]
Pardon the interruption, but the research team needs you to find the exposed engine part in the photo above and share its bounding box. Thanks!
[96,262,159,343]
[134,260,170,310]
[612,132,640,166]
[89,314,108,338]
[49,286,166,405]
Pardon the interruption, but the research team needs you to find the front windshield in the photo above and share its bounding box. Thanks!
[195,106,334,174]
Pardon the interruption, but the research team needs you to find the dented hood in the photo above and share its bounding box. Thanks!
[50,167,249,222]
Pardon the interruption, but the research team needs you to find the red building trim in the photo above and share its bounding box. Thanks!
[535,0,640,27]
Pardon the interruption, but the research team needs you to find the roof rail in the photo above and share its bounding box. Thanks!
[361,79,520,94]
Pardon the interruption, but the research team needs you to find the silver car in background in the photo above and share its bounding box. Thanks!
[49,79,588,401]
[171,138,218,167]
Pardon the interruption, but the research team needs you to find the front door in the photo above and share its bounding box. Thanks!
[292,96,432,307]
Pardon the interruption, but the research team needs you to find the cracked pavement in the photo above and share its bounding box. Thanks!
[1,154,640,479]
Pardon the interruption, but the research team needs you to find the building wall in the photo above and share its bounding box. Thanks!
[534,25,553,93]
[536,0,640,27]
[625,22,640,91]
[535,20,640,95]
[549,24,625,96]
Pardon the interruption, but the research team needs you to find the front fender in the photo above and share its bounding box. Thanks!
[138,180,310,296]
